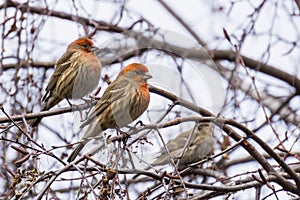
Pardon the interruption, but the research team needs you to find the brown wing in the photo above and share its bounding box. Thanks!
[80,77,129,128]
[42,50,76,101]
[164,129,191,152]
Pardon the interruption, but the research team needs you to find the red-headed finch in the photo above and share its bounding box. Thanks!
[152,123,215,168]
[30,37,102,127]
[67,63,152,162]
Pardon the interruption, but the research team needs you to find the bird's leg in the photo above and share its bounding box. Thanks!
[116,127,130,137]
[86,86,101,109]
[81,97,92,109]
[91,86,102,97]
[81,97,92,104]
[123,120,145,137]
[134,120,145,128]
[66,97,73,107]
[66,98,86,121]
[82,94,99,113]
[66,97,82,112]
[115,127,131,147]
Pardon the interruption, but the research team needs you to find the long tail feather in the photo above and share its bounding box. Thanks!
[67,141,86,162]
[29,118,42,128]
[30,96,62,127]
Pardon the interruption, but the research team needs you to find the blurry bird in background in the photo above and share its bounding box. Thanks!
[30,37,102,127]
[152,123,215,168]
[67,63,152,162]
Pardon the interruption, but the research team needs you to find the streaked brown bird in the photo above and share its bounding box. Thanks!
[152,123,215,168]
[67,63,152,162]
[30,37,102,127]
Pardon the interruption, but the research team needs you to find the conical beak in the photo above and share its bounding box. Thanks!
[90,45,99,52]
[143,72,153,80]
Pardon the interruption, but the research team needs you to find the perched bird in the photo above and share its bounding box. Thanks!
[30,37,102,127]
[67,63,152,162]
[152,123,215,168]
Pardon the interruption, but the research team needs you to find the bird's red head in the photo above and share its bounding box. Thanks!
[68,37,98,52]
[118,63,152,83]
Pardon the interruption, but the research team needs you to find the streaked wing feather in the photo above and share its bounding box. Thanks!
[80,78,129,128]
[44,51,76,93]
[162,130,191,152]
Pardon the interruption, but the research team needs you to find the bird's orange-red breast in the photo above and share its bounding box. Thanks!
[30,37,102,127]
[67,63,152,162]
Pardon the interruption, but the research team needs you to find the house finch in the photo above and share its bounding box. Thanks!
[152,123,215,168]
[30,37,102,127]
[67,63,152,162]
